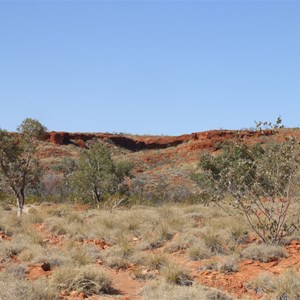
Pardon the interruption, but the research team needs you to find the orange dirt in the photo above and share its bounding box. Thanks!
[0,231,11,241]
[27,262,52,280]
[34,223,65,247]
[163,241,300,299]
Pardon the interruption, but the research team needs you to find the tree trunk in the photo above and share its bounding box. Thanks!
[16,192,25,217]
[92,188,102,209]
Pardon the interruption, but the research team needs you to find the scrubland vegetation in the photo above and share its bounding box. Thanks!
[1,118,300,299]
[1,202,300,299]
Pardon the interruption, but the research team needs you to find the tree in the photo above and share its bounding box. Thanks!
[0,120,44,215]
[71,143,133,207]
[17,117,48,140]
[193,119,300,244]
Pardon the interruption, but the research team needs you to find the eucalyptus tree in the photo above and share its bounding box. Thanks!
[0,119,46,215]
[71,142,133,207]
[193,118,300,244]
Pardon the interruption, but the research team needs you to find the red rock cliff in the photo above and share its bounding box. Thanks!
[46,130,276,151]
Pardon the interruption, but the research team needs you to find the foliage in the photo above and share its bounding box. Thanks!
[0,124,42,215]
[70,143,133,206]
[41,158,78,202]
[193,119,300,244]
[17,117,48,140]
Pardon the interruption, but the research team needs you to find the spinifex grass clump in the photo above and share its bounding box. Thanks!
[193,118,300,245]
[241,243,286,263]
[141,281,233,300]
[247,270,300,298]
[51,265,112,295]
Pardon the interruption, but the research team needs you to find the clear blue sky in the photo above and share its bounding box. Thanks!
[0,1,299,135]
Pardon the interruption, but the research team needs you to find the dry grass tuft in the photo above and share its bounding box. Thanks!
[141,281,233,300]
[0,273,57,300]
[188,241,212,260]
[247,269,300,298]
[51,264,113,295]
[241,243,286,262]
[146,252,169,270]
[161,263,193,286]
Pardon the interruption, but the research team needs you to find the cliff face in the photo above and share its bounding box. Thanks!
[46,130,276,151]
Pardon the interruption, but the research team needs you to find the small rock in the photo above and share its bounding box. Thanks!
[243,259,253,265]
[70,291,80,297]
[60,290,70,296]
[41,262,51,271]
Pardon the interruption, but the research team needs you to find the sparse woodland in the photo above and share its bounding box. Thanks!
[1,118,300,299]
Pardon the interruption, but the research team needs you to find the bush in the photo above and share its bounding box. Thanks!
[193,119,300,244]
[70,142,133,206]
[17,117,48,140]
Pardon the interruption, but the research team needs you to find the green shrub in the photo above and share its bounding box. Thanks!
[193,119,300,245]
[17,118,47,140]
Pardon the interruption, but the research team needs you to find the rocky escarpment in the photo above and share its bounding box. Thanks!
[46,130,276,151]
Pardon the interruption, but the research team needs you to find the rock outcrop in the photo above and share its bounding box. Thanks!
[46,129,276,152]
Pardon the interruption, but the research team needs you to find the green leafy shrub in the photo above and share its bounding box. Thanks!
[193,118,300,244]
[70,142,133,206]
[17,117,48,140]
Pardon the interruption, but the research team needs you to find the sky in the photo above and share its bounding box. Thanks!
[0,1,299,135]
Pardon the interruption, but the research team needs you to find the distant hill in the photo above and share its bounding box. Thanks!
[36,128,300,200]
